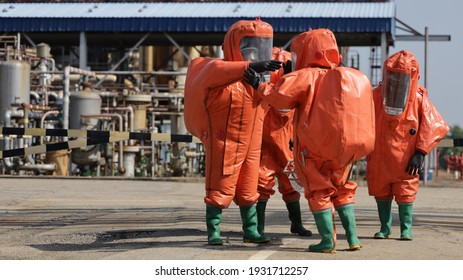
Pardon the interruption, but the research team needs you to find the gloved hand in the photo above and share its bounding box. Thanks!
[289,138,293,151]
[244,68,264,90]
[283,60,292,75]
[249,60,282,73]
[405,150,426,175]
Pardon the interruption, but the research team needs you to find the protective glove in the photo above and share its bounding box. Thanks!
[283,60,292,75]
[249,60,282,73]
[405,150,426,175]
[244,68,264,90]
[289,138,293,151]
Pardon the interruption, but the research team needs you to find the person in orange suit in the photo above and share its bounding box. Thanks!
[184,18,282,245]
[366,50,449,241]
[257,47,312,237]
[244,28,375,253]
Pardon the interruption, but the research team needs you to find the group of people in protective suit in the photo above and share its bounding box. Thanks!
[184,18,449,253]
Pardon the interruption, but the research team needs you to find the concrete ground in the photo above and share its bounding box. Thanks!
[0,172,462,260]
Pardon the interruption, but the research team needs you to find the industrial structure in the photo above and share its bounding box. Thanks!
[0,1,449,178]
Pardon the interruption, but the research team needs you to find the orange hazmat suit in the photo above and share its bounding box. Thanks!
[244,28,372,251]
[254,29,374,211]
[366,50,449,203]
[184,19,273,209]
[258,48,300,202]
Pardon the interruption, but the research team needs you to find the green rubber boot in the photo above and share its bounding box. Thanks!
[239,204,271,243]
[206,204,223,245]
[286,199,312,236]
[398,203,413,240]
[256,200,267,235]
[374,200,392,239]
[308,209,335,253]
[336,204,362,250]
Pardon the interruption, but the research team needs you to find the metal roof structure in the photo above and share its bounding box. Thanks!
[0,2,396,47]
[0,2,394,19]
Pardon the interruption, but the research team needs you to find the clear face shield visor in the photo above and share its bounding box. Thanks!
[382,70,411,116]
[240,36,273,63]
[291,51,297,72]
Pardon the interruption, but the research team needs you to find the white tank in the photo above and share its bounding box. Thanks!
[69,89,101,130]
[69,89,102,166]
[0,60,30,125]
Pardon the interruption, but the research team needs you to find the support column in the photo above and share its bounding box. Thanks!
[79,32,88,70]
[380,32,388,71]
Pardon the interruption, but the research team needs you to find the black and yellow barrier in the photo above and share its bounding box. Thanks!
[436,138,463,148]
[1,126,462,159]
[0,127,201,159]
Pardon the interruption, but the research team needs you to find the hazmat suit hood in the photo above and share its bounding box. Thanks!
[222,18,273,62]
[290,28,341,70]
[272,47,292,62]
[382,50,420,115]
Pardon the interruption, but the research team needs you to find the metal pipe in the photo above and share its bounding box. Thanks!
[97,91,119,98]
[22,103,52,111]
[30,91,40,104]
[40,110,60,144]
[19,163,56,172]
[424,26,429,185]
[111,141,115,176]
[16,32,20,53]
[150,111,157,178]
[102,106,135,146]
[20,103,29,126]
[47,91,59,102]
[26,111,44,120]
[44,57,56,85]
[17,104,48,139]
[101,106,134,132]
[80,113,125,174]
[63,66,70,131]
[2,110,14,169]
[2,109,24,168]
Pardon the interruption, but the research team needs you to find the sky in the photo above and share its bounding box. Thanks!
[353,0,463,128]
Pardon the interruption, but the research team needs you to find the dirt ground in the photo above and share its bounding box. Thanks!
[0,170,462,261]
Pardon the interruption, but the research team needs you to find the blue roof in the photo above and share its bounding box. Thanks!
[0,2,396,34]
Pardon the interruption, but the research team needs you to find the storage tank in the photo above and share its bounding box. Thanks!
[0,60,30,125]
[69,87,102,166]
